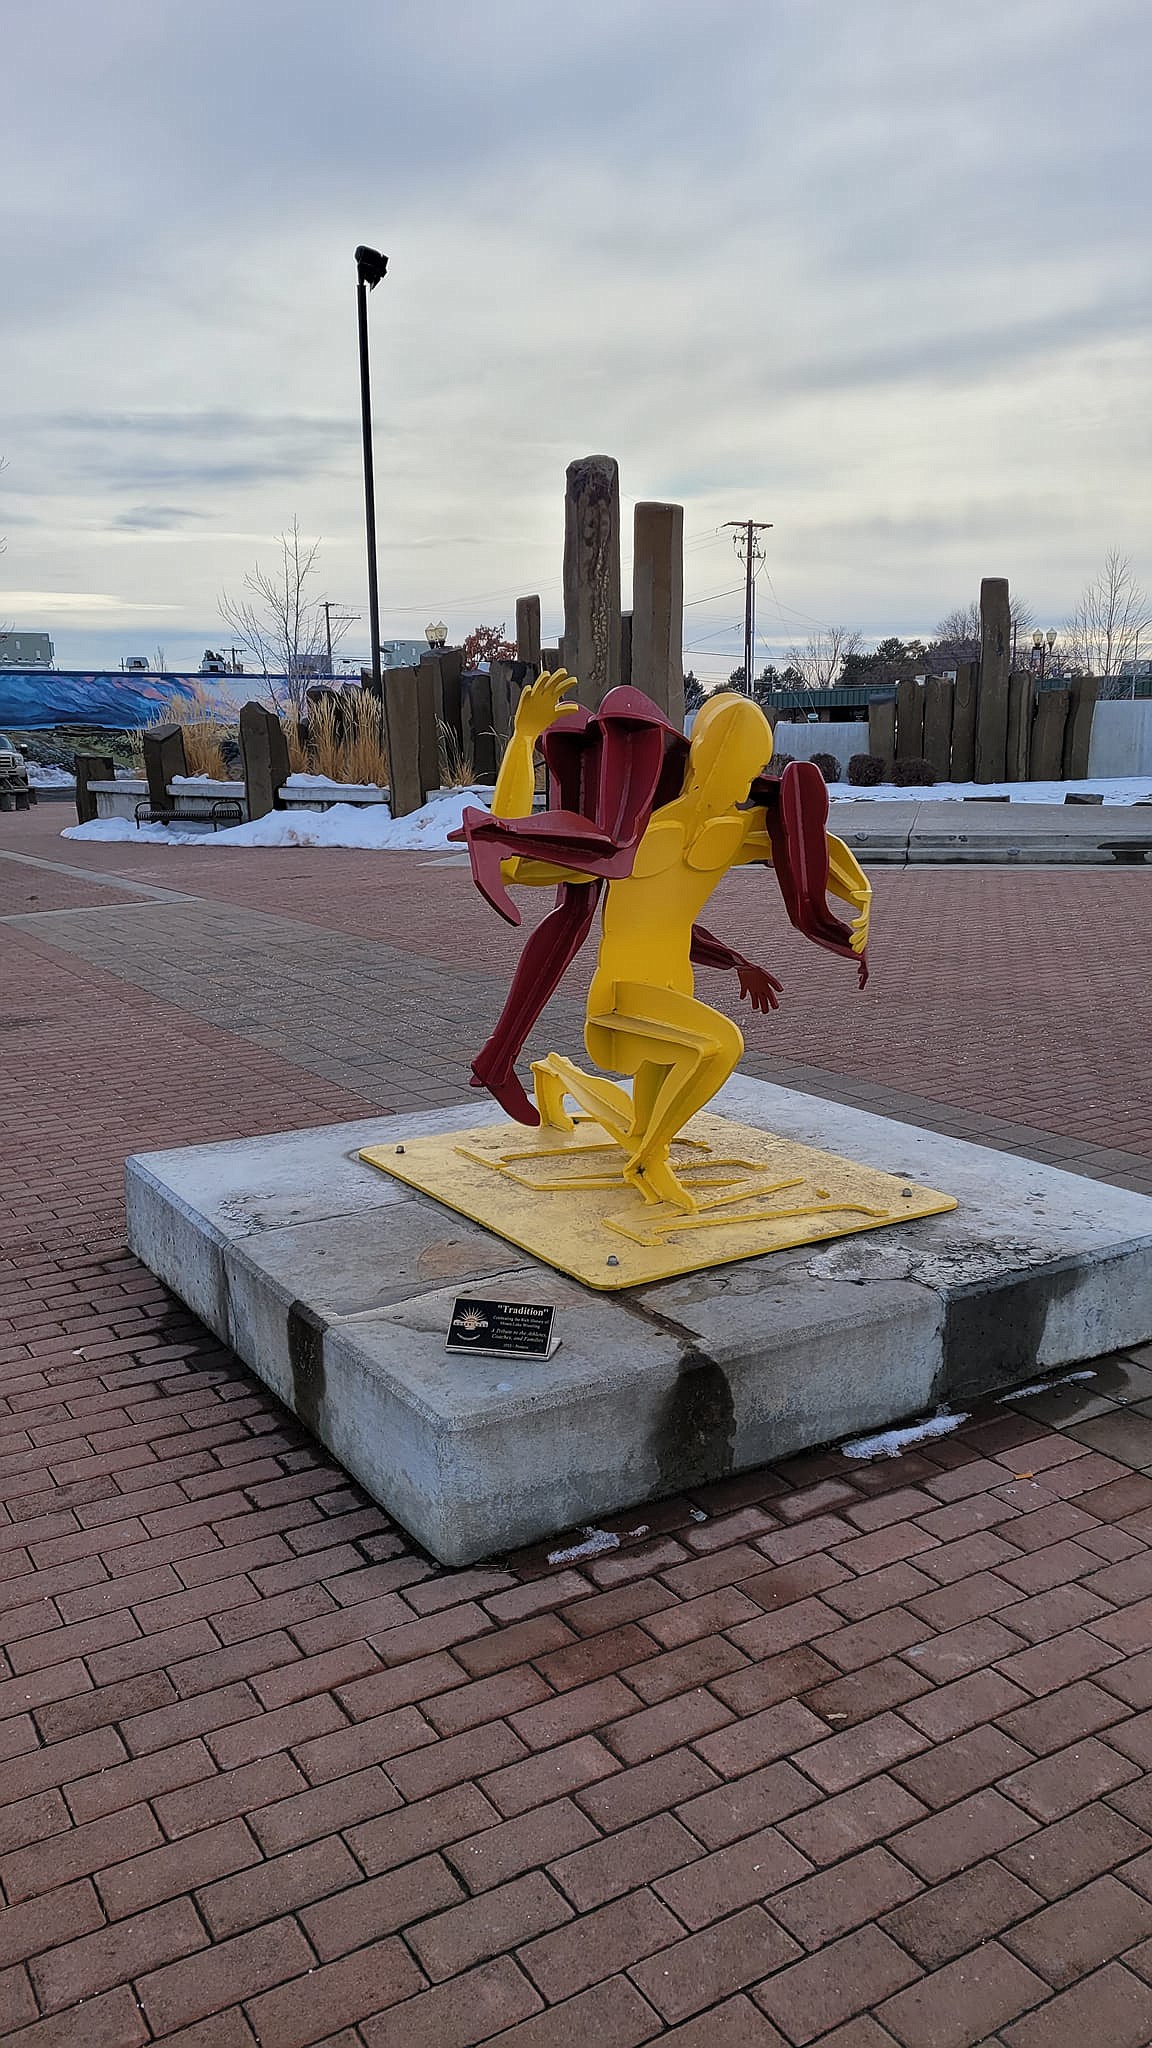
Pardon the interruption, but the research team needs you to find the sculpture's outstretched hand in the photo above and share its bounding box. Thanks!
[736,962,784,1013]
[846,893,870,988]
[514,668,580,744]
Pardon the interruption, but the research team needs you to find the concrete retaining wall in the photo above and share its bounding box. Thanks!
[772,721,869,773]
[1089,700,1152,778]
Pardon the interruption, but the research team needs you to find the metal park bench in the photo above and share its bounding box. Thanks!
[135,796,243,832]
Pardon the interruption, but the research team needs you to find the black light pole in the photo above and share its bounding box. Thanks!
[355,245,388,693]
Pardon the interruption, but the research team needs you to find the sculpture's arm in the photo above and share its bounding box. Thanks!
[491,668,578,822]
[825,834,871,957]
[489,668,588,888]
[733,812,775,865]
[691,925,783,1013]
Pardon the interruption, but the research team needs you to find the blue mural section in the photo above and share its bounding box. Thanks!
[0,672,279,730]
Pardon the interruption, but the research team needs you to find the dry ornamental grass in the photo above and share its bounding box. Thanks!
[135,683,235,780]
[436,717,475,788]
[297,691,389,787]
[135,681,392,790]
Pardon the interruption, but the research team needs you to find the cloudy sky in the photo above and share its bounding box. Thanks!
[2,0,1149,682]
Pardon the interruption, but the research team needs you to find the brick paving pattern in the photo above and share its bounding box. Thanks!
[3,806,1152,2043]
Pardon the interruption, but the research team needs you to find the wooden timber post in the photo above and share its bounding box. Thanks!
[562,455,622,709]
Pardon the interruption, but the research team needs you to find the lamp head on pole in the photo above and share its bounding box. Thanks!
[355,246,388,289]
[1033,631,1043,649]
[1046,628,1057,649]
[426,621,448,649]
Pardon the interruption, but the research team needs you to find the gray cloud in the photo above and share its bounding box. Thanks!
[112,505,215,530]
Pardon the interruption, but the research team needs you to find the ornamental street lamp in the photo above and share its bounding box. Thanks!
[425,621,448,650]
[355,245,388,693]
[1032,629,1057,681]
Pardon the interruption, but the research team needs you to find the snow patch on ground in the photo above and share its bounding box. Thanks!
[61,816,172,842]
[283,771,384,791]
[829,776,1152,805]
[547,1528,621,1565]
[841,1412,969,1460]
[62,788,490,852]
[26,765,76,787]
[996,1370,1096,1402]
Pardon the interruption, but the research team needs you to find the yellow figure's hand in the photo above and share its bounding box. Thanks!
[514,668,580,744]
[846,878,871,955]
[825,835,871,957]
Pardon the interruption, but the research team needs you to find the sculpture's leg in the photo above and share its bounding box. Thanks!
[605,984,745,1211]
[531,1054,634,1142]
[630,1061,664,1144]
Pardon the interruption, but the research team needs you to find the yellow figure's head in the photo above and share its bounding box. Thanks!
[683,693,774,819]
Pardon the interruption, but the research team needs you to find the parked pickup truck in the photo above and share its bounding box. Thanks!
[0,733,34,810]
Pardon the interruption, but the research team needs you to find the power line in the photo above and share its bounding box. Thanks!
[722,521,773,692]
[684,583,745,608]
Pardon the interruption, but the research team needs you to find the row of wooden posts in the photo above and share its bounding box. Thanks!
[75,497,1101,824]
[865,579,1099,784]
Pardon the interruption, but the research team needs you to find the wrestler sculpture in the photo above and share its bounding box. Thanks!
[451,671,871,1215]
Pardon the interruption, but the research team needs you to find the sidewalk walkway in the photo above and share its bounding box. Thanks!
[3,809,1152,2046]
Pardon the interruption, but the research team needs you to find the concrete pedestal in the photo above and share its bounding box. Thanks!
[126,1079,1152,1565]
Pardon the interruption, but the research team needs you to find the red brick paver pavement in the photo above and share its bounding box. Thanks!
[3,808,1152,2044]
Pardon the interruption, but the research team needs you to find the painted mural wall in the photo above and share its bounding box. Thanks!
[0,672,284,730]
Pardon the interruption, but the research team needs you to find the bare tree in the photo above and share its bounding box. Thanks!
[933,595,1035,666]
[1065,551,1150,680]
[218,519,346,711]
[785,627,862,691]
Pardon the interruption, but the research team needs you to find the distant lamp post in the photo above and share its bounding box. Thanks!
[354,244,388,693]
[1045,627,1057,679]
[425,621,448,650]
[1032,629,1045,679]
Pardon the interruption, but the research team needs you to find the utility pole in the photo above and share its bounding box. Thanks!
[723,520,772,693]
[322,603,359,676]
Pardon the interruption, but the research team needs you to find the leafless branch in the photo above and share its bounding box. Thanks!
[784,627,862,690]
[218,517,333,713]
[1065,550,1150,679]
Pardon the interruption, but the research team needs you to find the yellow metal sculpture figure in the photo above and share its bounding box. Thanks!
[501,673,869,1211]
[361,671,956,1290]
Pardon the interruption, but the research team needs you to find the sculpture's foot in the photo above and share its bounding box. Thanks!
[530,1058,577,1132]
[622,1151,699,1213]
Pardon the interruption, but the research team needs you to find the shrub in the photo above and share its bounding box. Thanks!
[891,756,939,787]
[809,751,842,784]
[847,752,885,786]
[765,752,794,779]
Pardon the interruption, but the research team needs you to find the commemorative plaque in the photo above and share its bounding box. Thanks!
[446,1298,559,1360]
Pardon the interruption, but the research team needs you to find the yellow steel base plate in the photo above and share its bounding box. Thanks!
[359,1112,958,1292]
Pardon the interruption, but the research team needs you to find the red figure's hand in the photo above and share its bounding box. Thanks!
[736,963,783,1013]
